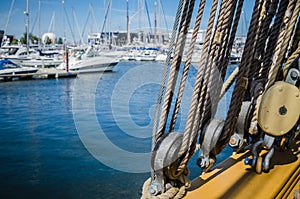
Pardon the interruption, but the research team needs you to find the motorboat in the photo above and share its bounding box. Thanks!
[0,45,63,68]
[57,45,119,73]
[121,47,158,61]
[0,59,38,76]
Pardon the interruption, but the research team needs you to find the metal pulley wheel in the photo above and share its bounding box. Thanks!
[258,81,300,136]
[149,132,184,195]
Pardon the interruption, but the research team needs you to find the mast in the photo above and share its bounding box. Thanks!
[126,0,130,44]
[89,3,92,34]
[38,0,41,48]
[154,1,157,46]
[25,0,29,54]
[62,0,66,45]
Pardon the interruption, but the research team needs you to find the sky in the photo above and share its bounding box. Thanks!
[0,0,254,42]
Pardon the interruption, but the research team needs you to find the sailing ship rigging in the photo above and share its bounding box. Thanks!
[141,0,300,198]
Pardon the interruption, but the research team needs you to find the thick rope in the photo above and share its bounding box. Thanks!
[253,0,279,80]
[169,0,207,132]
[221,0,245,80]
[289,16,300,55]
[265,0,297,88]
[284,43,300,77]
[151,0,185,180]
[156,0,194,141]
[141,178,187,199]
[215,0,264,153]
[220,66,239,99]
[282,0,300,76]
[249,0,297,135]
[208,0,240,118]
[259,0,289,81]
[177,0,219,172]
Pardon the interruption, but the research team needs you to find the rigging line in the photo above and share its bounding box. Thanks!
[81,12,90,40]
[64,6,77,45]
[206,0,240,119]
[247,0,272,81]
[217,0,245,101]
[144,0,153,34]
[284,15,300,76]
[216,0,264,153]
[265,0,297,89]
[30,12,38,35]
[248,0,290,135]
[253,0,278,80]
[221,0,245,80]
[156,0,195,140]
[260,0,289,81]
[277,0,300,76]
[185,0,239,168]
[177,0,220,168]
[73,9,85,44]
[190,0,230,137]
[160,0,169,32]
[249,0,297,137]
[151,0,184,143]
[100,0,112,36]
[151,0,185,145]
[188,0,230,150]
[150,0,185,181]
[169,0,207,132]
[4,0,15,34]
[289,15,300,55]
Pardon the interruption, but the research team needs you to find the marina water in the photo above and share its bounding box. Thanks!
[0,61,235,198]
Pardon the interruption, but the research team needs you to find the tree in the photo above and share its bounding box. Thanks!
[11,39,18,45]
[57,37,63,44]
[20,32,39,44]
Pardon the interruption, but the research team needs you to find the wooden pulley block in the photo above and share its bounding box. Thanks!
[258,81,300,136]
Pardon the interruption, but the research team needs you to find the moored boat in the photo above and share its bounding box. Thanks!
[57,45,119,73]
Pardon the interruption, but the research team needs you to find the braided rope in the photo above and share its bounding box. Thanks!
[253,0,278,80]
[217,0,245,102]
[209,0,239,117]
[177,0,219,171]
[221,0,245,80]
[265,0,297,88]
[289,16,300,55]
[260,0,289,81]
[151,0,185,180]
[169,0,207,132]
[156,0,194,141]
[216,0,264,153]
[141,178,187,199]
[152,0,184,146]
[284,44,300,77]
[246,0,269,81]
[249,0,296,135]
[282,0,300,76]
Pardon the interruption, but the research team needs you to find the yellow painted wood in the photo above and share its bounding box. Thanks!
[185,141,300,199]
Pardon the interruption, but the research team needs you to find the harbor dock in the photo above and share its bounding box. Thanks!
[0,68,77,82]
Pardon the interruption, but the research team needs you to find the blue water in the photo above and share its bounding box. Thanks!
[0,61,236,198]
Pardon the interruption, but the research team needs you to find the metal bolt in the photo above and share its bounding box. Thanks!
[230,137,237,145]
[148,183,162,196]
[290,71,298,80]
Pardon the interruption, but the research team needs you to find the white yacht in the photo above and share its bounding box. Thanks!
[0,45,63,68]
[57,45,119,73]
[0,59,38,76]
